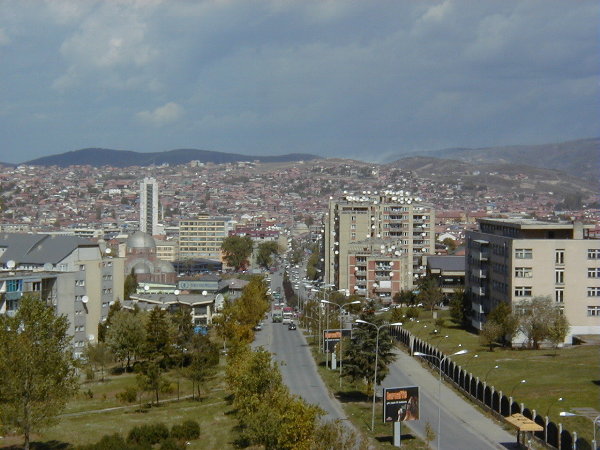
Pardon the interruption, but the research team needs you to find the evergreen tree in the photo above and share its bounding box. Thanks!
[124,269,138,300]
[145,307,173,361]
[343,302,397,395]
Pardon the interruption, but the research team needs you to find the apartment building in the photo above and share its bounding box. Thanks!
[0,233,124,357]
[324,192,435,295]
[466,218,599,342]
[140,177,159,236]
[178,215,233,261]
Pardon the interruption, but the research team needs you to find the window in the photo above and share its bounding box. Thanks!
[515,286,532,297]
[588,249,600,259]
[555,249,565,264]
[588,306,600,316]
[588,268,600,278]
[515,267,532,278]
[79,264,86,271]
[555,269,564,285]
[555,288,564,303]
[588,287,600,297]
[7,279,22,292]
[32,281,41,291]
[515,249,533,259]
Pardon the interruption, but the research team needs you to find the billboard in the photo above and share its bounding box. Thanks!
[323,329,352,352]
[383,386,419,422]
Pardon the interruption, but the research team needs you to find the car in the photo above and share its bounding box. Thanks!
[254,323,263,331]
[288,323,296,330]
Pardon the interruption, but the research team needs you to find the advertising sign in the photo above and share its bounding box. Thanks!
[383,386,419,422]
[323,329,352,352]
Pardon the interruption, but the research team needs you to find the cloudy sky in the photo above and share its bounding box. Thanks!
[0,0,598,163]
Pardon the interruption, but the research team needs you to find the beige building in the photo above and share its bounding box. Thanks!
[155,239,178,262]
[179,215,233,261]
[466,218,599,342]
[324,193,435,295]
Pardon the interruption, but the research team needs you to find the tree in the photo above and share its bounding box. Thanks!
[124,269,138,300]
[487,301,519,346]
[449,288,470,326]
[480,321,502,351]
[145,307,173,361]
[417,276,443,312]
[517,296,562,349]
[305,252,320,281]
[547,312,570,354]
[256,241,280,270]
[0,295,79,449]
[106,309,147,369]
[84,342,113,382]
[185,334,219,399]
[221,235,254,271]
[442,237,457,252]
[343,303,397,395]
[136,360,169,406]
[98,300,122,342]
[393,290,416,306]
[312,419,369,450]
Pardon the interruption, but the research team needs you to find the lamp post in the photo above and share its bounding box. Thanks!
[545,397,563,417]
[414,349,468,450]
[484,365,499,383]
[355,319,403,432]
[321,299,361,387]
[463,353,479,370]
[559,412,600,448]
[510,379,526,398]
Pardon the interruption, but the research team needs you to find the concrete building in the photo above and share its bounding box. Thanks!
[324,192,435,294]
[466,218,599,342]
[0,233,124,357]
[179,215,233,261]
[140,177,159,236]
[425,255,466,295]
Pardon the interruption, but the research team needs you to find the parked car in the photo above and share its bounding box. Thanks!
[254,323,263,331]
[288,322,296,330]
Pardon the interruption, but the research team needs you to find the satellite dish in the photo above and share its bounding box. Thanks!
[6,260,15,269]
[174,289,180,296]
[81,296,89,304]
[144,285,150,291]
[109,300,115,306]
[202,290,208,296]
[88,334,95,341]
[105,248,112,254]
[43,263,53,271]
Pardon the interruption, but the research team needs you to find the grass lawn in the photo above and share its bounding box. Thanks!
[1,364,239,449]
[307,339,430,449]
[401,310,600,445]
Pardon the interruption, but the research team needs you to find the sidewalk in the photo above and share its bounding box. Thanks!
[386,348,518,449]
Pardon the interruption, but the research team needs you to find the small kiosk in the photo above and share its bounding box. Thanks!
[506,413,544,448]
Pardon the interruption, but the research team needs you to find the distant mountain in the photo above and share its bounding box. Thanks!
[23,148,321,167]
[418,138,599,181]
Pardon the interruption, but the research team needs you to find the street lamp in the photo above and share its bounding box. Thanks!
[463,353,479,370]
[414,349,468,450]
[484,365,499,383]
[321,299,361,387]
[355,319,403,432]
[560,412,600,448]
[545,397,563,417]
[510,379,527,398]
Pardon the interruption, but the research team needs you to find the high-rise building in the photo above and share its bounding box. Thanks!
[140,177,159,236]
[324,192,435,297]
[466,218,599,342]
[179,215,233,261]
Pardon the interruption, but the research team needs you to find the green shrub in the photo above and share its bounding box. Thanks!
[171,420,200,440]
[85,366,95,381]
[405,307,420,320]
[127,422,170,446]
[116,386,138,404]
[434,317,445,328]
[159,438,185,450]
[77,433,130,450]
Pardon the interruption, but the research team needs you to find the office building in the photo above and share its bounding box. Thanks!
[324,192,435,296]
[179,215,233,262]
[140,177,159,236]
[466,218,599,342]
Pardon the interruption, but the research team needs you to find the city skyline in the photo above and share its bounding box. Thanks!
[1,0,598,164]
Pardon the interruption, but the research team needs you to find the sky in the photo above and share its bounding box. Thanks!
[0,0,598,164]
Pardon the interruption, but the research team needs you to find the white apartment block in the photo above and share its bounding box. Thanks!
[140,177,159,236]
[466,218,599,343]
[179,215,233,261]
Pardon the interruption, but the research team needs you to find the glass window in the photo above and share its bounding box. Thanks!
[515,249,533,259]
[555,269,564,284]
[588,249,600,259]
[555,288,564,303]
[588,287,600,297]
[555,250,565,264]
[515,267,532,278]
[587,306,600,316]
[588,268,600,278]
[514,286,532,297]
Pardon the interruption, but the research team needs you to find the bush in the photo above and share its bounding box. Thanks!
[116,386,138,404]
[405,307,420,320]
[434,318,445,328]
[85,366,95,381]
[127,423,170,446]
[159,438,185,450]
[77,433,129,450]
[171,420,201,440]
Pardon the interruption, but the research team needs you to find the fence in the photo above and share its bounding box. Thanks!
[390,327,592,450]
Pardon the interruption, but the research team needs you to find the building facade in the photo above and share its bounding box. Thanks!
[466,218,599,342]
[140,177,159,236]
[179,215,232,261]
[324,193,435,295]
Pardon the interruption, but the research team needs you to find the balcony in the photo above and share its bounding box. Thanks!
[473,251,489,261]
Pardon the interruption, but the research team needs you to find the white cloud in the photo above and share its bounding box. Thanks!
[136,102,184,126]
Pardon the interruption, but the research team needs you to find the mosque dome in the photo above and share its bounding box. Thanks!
[126,231,156,250]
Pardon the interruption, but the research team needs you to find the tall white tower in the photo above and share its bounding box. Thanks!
[140,177,159,236]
